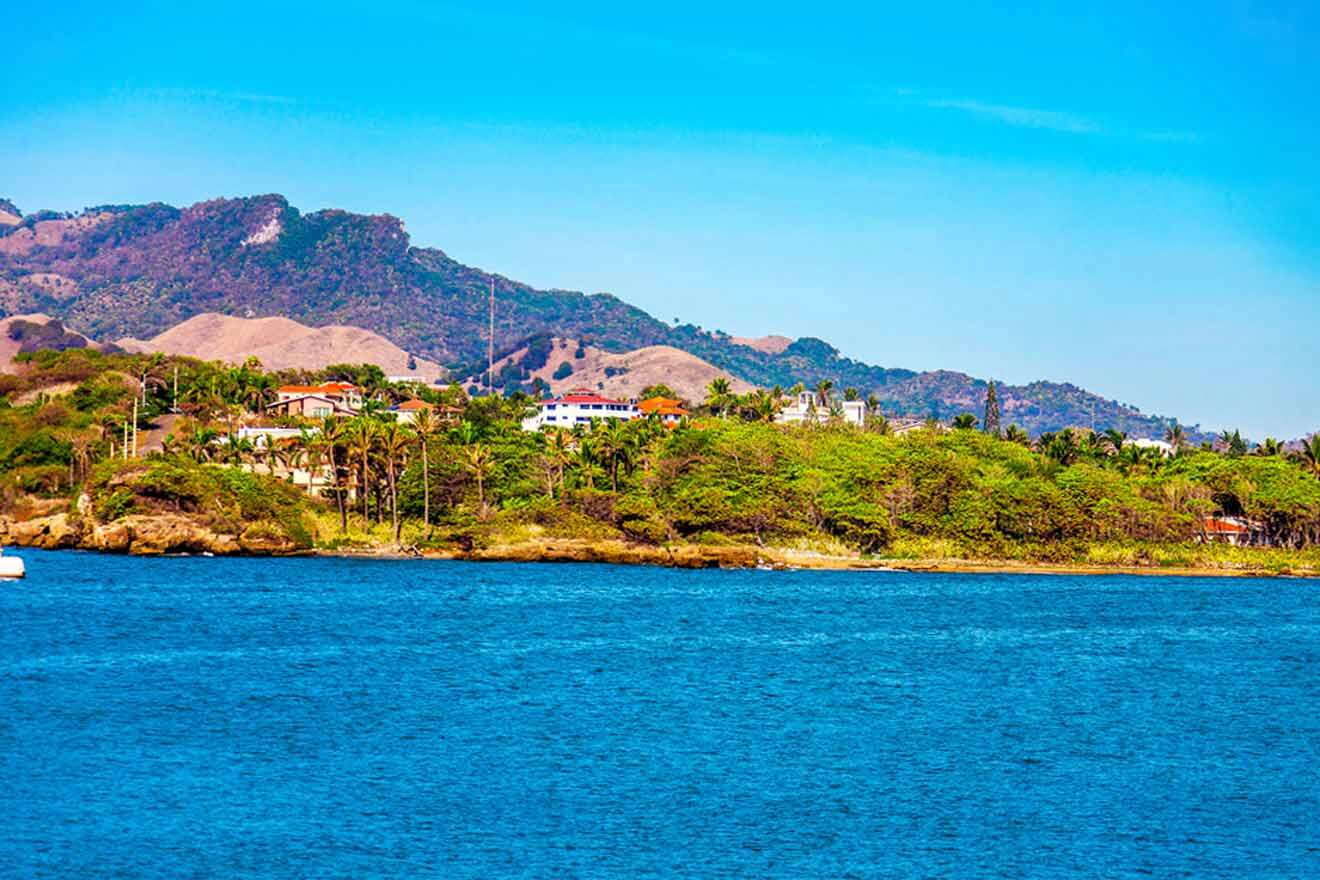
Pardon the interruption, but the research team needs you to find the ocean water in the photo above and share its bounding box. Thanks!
[1,550,1318,878]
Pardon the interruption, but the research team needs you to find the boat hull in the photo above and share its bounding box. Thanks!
[0,556,25,579]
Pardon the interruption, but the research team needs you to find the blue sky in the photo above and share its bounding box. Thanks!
[4,1,1318,438]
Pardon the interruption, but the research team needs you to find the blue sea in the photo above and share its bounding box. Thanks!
[2,550,1318,878]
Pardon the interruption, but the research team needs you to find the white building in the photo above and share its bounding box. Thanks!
[1131,438,1176,456]
[522,389,638,431]
[775,391,867,427]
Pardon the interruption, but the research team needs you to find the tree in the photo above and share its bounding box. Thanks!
[952,413,978,431]
[1257,437,1284,457]
[410,408,440,527]
[1102,429,1127,456]
[1165,423,1187,452]
[1299,435,1320,477]
[349,418,380,521]
[543,428,574,498]
[320,417,349,532]
[465,443,494,515]
[815,379,834,406]
[1004,424,1030,446]
[843,387,859,402]
[379,422,412,543]
[639,384,679,401]
[705,377,733,418]
[982,382,1001,437]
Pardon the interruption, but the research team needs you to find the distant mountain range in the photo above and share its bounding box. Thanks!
[0,194,1205,437]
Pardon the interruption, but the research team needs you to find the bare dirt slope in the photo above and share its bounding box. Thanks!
[118,313,445,381]
[0,313,103,372]
[485,338,754,403]
[731,334,793,355]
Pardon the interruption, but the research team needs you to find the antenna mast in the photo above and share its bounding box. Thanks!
[487,278,495,395]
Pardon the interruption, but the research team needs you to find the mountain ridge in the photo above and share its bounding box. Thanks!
[0,194,1205,437]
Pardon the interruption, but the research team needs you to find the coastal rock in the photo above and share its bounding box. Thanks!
[238,525,302,555]
[90,522,131,553]
[116,514,240,556]
[6,513,82,549]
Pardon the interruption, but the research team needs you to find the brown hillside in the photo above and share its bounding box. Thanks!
[484,338,754,402]
[0,313,103,372]
[118,313,445,381]
[731,334,793,355]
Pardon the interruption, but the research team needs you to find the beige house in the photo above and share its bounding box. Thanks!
[266,382,363,418]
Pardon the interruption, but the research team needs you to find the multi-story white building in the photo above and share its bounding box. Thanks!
[522,390,638,431]
[775,391,867,427]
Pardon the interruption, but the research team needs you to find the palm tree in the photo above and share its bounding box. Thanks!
[843,387,859,402]
[1004,424,1030,446]
[378,422,412,543]
[1164,423,1187,452]
[594,420,633,492]
[1256,437,1284,457]
[296,427,324,495]
[705,377,733,418]
[349,418,380,521]
[465,443,494,515]
[1299,435,1320,477]
[410,409,440,527]
[815,379,834,407]
[320,417,349,532]
[544,428,574,498]
[951,413,978,430]
[1102,429,1127,456]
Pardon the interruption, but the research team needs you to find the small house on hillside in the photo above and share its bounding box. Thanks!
[265,382,363,418]
[637,396,689,426]
[522,389,638,431]
[391,399,462,425]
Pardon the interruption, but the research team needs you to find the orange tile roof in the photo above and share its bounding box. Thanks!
[638,397,685,414]
[278,382,359,395]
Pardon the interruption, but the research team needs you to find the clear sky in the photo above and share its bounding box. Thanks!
[4,1,1318,438]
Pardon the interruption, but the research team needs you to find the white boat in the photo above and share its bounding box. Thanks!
[0,548,25,579]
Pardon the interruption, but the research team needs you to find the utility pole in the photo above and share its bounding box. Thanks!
[131,393,139,458]
[487,278,495,395]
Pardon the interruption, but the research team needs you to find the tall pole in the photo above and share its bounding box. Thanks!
[487,278,495,395]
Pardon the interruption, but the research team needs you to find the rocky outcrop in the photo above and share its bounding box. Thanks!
[1,511,303,556]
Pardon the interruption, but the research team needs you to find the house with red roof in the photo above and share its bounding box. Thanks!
[636,396,689,426]
[265,382,364,418]
[522,389,638,431]
[391,398,462,425]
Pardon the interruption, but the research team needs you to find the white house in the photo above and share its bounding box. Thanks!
[522,389,638,431]
[775,391,867,427]
[1131,438,1176,457]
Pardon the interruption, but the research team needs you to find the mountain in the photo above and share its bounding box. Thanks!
[0,194,1203,437]
[118,313,445,381]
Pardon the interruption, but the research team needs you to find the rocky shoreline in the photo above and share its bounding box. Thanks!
[4,512,1315,578]
[0,511,308,557]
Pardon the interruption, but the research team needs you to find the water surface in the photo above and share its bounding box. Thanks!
[2,550,1318,877]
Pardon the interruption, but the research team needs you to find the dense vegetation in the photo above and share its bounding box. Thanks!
[1,348,1317,571]
[1,193,1200,436]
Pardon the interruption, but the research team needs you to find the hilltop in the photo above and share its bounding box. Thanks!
[0,194,1202,436]
[118,313,445,381]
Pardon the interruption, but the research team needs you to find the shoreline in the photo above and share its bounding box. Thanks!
[4,514,1314,578]
[316,539,1319,579]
